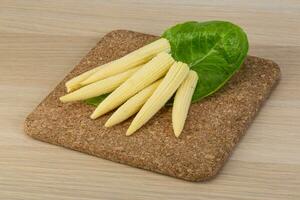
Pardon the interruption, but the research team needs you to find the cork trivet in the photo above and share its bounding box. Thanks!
[24,30,280,181]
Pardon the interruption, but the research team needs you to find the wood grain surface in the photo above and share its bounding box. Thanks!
[0,0,299,199]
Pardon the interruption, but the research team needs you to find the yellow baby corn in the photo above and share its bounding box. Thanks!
[90,52,174,119]
[105,79,162,127]
[80,38,170,86]
[126,61,189,136]
[65,67,100,92]
[172,70,198,137]
[59,66,141,102]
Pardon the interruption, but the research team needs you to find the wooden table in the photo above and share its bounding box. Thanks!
[1,1,299,199]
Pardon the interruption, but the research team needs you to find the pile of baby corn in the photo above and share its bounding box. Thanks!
[60,38,198,137]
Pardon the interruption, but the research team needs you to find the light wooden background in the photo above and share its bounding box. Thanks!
[0,0,299,199]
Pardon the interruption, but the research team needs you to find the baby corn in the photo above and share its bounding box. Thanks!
[90,52,174,119]
[172,70,198,137]
[105,79,162,127]
[65,67,100,92]
[59,66,141,102]
[80,38,170,86]
[126,62,189,136]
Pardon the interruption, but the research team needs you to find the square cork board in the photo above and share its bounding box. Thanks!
[24,30,280,182]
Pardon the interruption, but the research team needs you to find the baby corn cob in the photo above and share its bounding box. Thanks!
[105,79,162,127]
[172,70,198,137]
[126,62,190,136]
[59,66,141,102]
[90,52,174,119]
[80,38,170,86]
[65,67,100,92]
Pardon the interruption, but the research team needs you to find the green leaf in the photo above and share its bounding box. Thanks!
[84,94,109,106]
[84,21,248,107]
[162,21,249,102]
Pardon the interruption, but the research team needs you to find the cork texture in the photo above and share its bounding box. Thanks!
[24,30,281,181]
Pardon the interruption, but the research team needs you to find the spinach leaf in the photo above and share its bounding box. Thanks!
[162,21,249,102]
[84,94,109,106]
[84,21,248,106]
